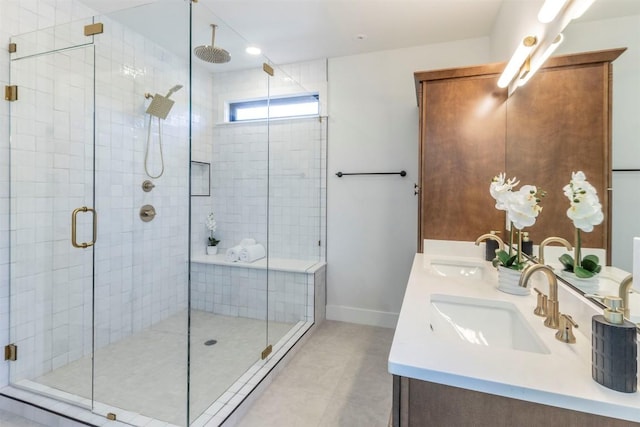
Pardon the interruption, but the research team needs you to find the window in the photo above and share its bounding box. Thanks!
[229,94,319,122]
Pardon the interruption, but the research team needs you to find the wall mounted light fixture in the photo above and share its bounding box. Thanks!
[518,33,564,87]
[498,0,597,94]
[497,36,537,88]
[538,0,570,23]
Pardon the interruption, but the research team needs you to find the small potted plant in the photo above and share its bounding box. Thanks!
[558,171,603,279]
[490,173,544,293]
[206,212,220,255]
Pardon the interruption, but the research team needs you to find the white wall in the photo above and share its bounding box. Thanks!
[326,38,492,327]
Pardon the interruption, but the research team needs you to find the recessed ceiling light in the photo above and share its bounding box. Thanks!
[246,46,261,55]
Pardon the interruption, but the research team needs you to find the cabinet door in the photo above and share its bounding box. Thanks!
[506,62,610,251]
[420,74,507,244]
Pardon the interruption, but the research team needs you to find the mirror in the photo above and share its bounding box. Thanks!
[505,11,640,322]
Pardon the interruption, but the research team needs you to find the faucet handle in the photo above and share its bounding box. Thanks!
[533,288,548,317]
[555,314,578,344]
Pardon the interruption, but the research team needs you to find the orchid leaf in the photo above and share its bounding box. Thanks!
[559,254,574,271]
[496,250,511,266]
[574,266,596,278]
[581,257,599,272]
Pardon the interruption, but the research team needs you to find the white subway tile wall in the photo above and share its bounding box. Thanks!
[190,263,315,323]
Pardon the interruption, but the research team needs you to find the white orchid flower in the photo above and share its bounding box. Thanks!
[490,173,520,211]
[206,212,217,233]
[567,193,603,232]
[564,171,603,232]
[505,185,543,230]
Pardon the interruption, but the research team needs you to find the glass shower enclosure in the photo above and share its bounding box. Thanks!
[7,1,326,425]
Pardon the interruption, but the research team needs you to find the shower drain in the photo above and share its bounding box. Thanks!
[204,339,218,346]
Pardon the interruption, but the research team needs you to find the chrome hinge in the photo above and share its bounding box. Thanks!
[4,344,17,361]
[263,63,274,76]
[5,85,17,102]
[84,22,104,36]
[8,43,16,53]
[261,344,272,360]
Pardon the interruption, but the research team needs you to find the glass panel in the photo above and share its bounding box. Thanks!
[188,4,270,423]
[266,62,327,358]
[9,39,95,404]
[91,3,190,425]
[10,18,95,60]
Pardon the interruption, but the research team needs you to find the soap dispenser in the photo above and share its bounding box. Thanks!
[591,295,637,393]
[521,232,533,256]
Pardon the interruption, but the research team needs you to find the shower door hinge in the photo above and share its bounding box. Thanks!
[262,63,274,76]
[261,344,272,360]
[4,344,17,361]
[4,85,18,102]
[8,43,16,53]
[84,22,104,37]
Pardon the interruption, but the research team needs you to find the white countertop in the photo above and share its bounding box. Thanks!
[388,250,640,423]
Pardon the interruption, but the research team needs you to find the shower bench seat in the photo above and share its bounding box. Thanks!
[191,254,325,274]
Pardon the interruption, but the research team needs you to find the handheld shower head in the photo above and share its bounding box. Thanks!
[165,84,183,98]
[146,84,182,119]
[194,24,231,64]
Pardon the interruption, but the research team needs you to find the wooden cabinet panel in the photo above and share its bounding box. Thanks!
[420,74,507,244]
[392,376,640,427]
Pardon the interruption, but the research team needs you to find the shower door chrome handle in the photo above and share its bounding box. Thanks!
[71,206,97,248]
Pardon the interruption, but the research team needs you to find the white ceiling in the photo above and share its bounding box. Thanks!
[80,0,640,71]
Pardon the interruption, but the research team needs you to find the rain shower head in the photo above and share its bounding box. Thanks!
[194,24,231,64]
[145,84,182,120]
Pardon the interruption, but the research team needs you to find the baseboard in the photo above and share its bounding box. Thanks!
[326,304,398,328]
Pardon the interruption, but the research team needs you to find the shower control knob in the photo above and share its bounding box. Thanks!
[142,180,155,192]
[140,205,156,222]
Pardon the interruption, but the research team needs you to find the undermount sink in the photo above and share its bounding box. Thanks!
[427,258,485,281]
[429,294,550,354]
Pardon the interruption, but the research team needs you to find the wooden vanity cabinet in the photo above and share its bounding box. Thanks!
[415,49,625,258]
[392,376,640,427]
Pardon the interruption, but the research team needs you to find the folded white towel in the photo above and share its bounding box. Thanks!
[239,244,266,263]
[226,245,242,262]
[240,238,256,247]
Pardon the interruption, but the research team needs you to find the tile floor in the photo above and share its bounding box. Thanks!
[0,320,394,427]
[0,410,48,427]
[237,320,395,427]
[36,310,293,425]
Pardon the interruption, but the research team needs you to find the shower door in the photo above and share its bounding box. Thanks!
[8,19,97,401]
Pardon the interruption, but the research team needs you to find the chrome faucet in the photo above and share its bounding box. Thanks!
[538,236,572,265]
[519,264,560,329]
[619,274,633,319]
[474,233,505,253]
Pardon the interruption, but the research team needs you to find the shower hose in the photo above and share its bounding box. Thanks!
[144,114,165,179]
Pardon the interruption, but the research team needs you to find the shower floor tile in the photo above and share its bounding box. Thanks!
[35,310,293,426]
